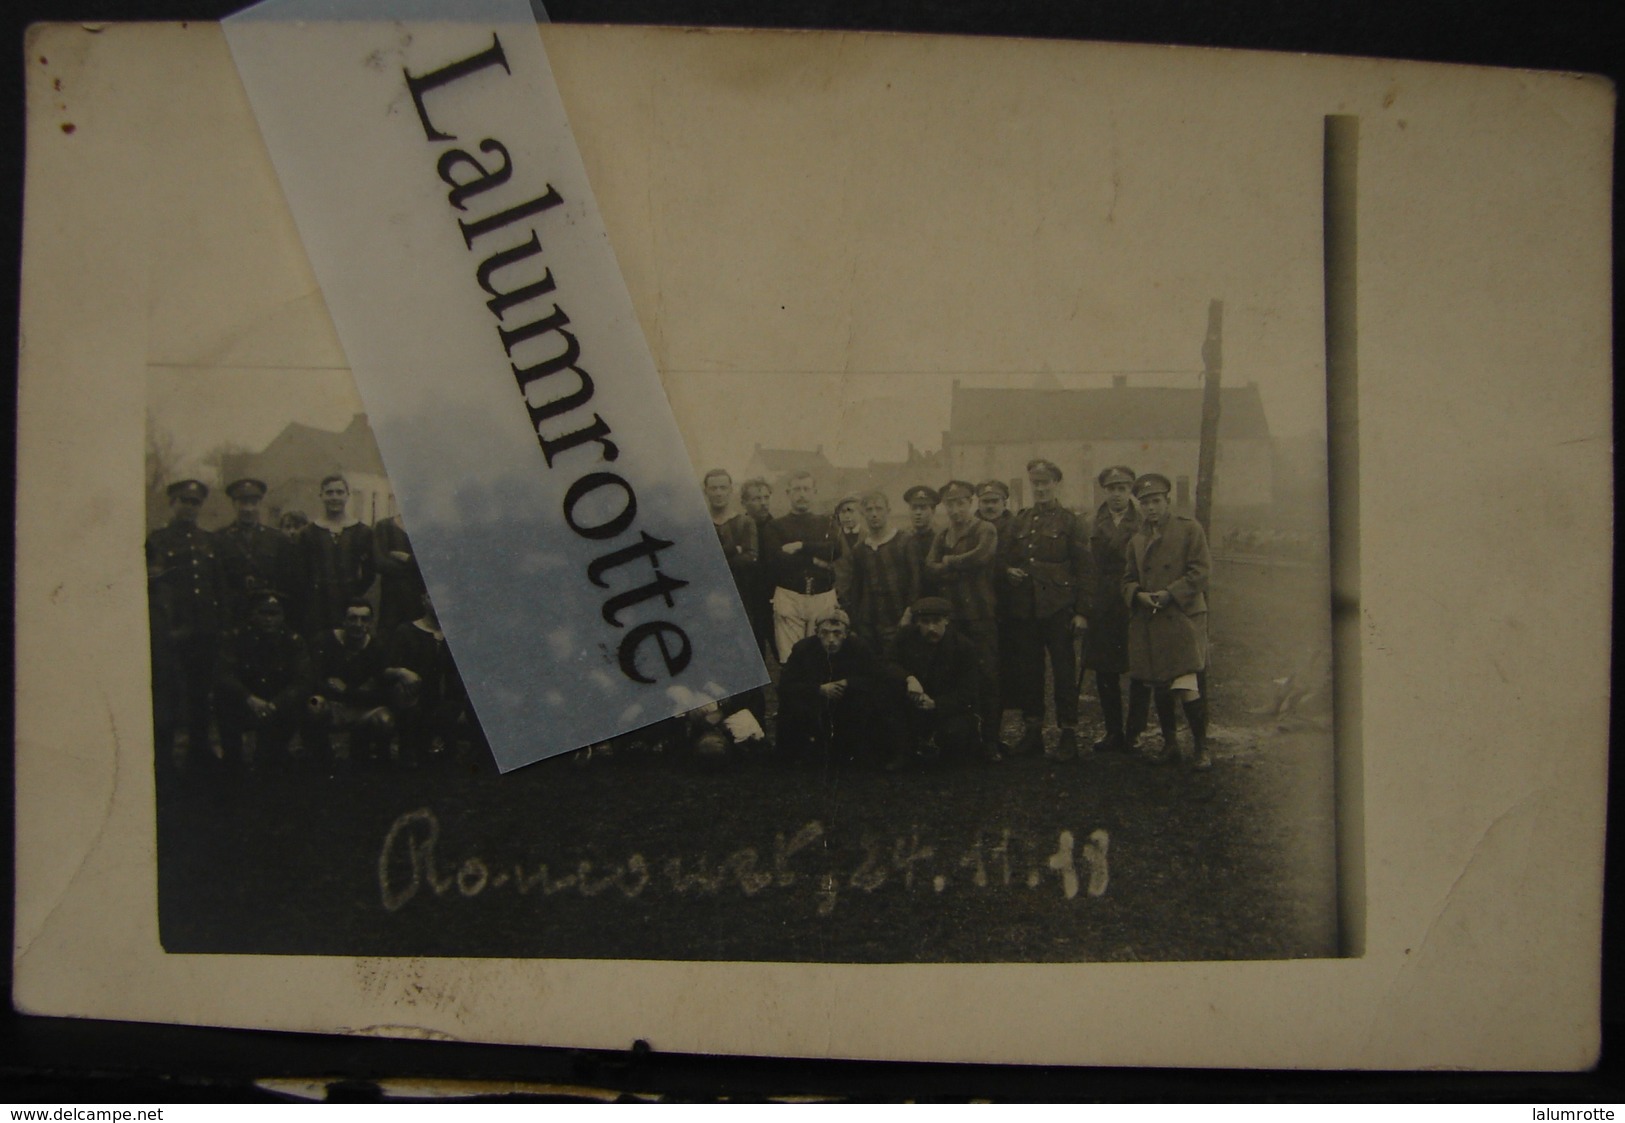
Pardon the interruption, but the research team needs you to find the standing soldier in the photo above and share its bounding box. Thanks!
[999,458,1090,760]
[1083,466,1151,753]
[704,468,765,723]
[373,511,425,638]
[1123,472,1213,769]
[705,469,760,598]
[834,494,864,551]
[760,470,846,663]
[145,479,227,765]
[214,589,313,769]
[832,494,864,607]
[977,479,1014,540]
[218,477,300,628]
[849,489,916,654]
[738,478,777,659]
[298,474,375,635]
[901,484,942,599]
[977,479,1017,727]
[925,479,1003,762]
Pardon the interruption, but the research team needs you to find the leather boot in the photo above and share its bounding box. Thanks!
[1154,688,1182,763]
[1125,680,1151,752]
[1183,697,1211,769]
[1092,672,1125,752]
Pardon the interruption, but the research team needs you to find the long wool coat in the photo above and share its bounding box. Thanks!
[1081,501,1141,674]
[1122,514,1211,683]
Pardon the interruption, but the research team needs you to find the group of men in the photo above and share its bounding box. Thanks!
[146,456,1214,775]
[706,460,1214,771]
[146,475,479,771]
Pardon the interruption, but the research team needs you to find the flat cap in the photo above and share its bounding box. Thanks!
[1026,458,1063,482]
[911,596,954,620]
[225,478,268,500]
[1097,465,1136,488]
[166,479,209,502]
[1132,472,1172,499]
[902,484,941,507]
[975,479,1010,500]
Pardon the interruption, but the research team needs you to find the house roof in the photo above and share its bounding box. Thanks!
[948,384,1271,444]
[256,414,388,477]
[749,447,834,473]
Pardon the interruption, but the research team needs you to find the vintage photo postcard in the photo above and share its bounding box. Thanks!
[14,23,1613,1068]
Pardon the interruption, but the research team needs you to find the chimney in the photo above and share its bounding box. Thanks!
[1112,375,1128,389]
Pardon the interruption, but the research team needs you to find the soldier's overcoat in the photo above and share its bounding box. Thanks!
[1082,501,1142,673]
[1122,514,1211,682]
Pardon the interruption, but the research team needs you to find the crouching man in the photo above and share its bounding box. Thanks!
[305,598,394,768]
[383,592,484,768]
[776,608,900,767]
[884,596,989,771]
[214,589,312,770]
[684,693,768,768]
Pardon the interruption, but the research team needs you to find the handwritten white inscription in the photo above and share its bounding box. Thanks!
[378,808,1110,914]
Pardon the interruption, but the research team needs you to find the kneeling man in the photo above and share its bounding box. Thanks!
[305,598,394,767]
[776,608,898,766]
[886,596,989,770]
[214,589,312,769]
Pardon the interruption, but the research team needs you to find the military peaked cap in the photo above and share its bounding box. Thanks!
[1132,472,1172,499]
[1026,458,1063,482]
[903,485,941,507]
[975,479,1010,500]
[225,478,269,500]
[939,479,977,501]
[1097,465,1136,488]
[911,596,954,620]
[166,479,209,501]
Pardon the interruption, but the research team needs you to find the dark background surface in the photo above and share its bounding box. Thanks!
[3,0,1622,1103]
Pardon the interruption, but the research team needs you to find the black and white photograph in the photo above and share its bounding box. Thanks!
[144,79,1341,958]
[14,19,1610,1072]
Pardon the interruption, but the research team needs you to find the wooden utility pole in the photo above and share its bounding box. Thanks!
[1193,299,1223,534]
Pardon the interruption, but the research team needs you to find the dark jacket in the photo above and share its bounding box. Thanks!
[373,516,425,634]
[385,620,470,712]
[310,629,389,709]
[215,625,313,713]
[999,502,1091,620]
[1081,501,1142,673]
[145,521,227,640]
[887,624,983,718]
[1123,514,1211,682]
[218,521,301,626]
[299,520,376,634]
[761,512,846,597]
[777,633,889,716]
[926,519,999,622]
